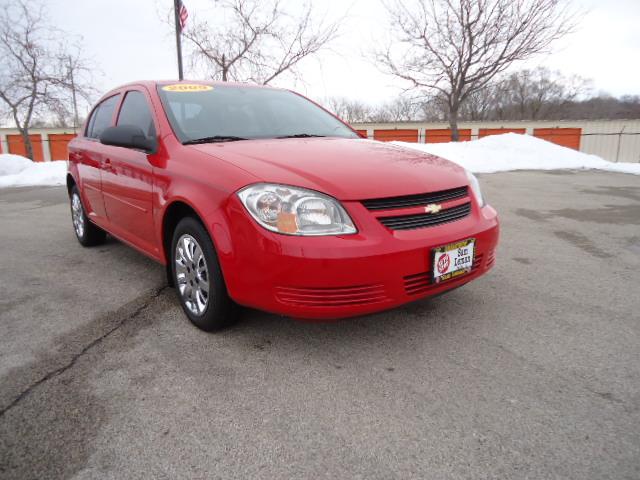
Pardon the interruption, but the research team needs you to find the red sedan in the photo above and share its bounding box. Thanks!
[67,81,499,331]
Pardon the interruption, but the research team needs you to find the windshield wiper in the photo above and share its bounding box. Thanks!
[183,135,248,145]
[275,134,326,139]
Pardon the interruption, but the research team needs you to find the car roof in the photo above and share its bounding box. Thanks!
[104,79,279,95]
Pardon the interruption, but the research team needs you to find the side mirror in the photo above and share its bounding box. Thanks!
[100,125,156,152]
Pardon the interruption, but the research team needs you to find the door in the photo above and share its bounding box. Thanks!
[49,133,77,160]
[100,89,157,251]
[425,129,472,143]
[75,94,121,221]
[478,128,526,138]
[533,128,581,150]
[373,129,419,142]
[7,134,45,161]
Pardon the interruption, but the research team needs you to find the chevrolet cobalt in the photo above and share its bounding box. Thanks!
[67,81,499,331]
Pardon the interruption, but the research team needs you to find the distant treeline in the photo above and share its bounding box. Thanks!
[325,68,640,124]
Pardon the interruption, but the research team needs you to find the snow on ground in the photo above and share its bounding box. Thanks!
[0,154,67,188]
[393,133,640,175]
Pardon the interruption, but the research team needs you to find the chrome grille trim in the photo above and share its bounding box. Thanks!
[379,202,471,230]
[362,186,468,211]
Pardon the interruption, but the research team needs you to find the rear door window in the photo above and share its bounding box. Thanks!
[86,94,120,139]
[117,91,156,138]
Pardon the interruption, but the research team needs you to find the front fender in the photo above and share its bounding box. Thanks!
[154,173,236,273]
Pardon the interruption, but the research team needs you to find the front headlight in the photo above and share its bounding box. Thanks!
[466,170,485,207]
[237,183,357,236]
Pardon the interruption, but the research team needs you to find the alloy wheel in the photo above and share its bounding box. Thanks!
[175,234,210,315]
[71,193,85,238]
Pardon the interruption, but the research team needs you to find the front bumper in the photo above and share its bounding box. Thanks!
[218,197,499,319]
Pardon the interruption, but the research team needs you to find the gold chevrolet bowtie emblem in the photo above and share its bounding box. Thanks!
[425,203,442,214]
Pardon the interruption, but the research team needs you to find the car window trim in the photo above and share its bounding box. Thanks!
[84,93,122,140]
[116,88,159,142]
[84,106,97,138]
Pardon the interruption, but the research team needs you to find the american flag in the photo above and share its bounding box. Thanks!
[178,0,188,31]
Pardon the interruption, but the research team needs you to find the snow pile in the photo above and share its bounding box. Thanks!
[0,154,67,188]
[0,154,33,176]
[393,133,640,175]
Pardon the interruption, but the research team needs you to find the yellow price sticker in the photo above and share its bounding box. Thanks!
[162,84,214,92]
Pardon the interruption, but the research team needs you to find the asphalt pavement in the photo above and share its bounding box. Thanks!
[0,170,639,479]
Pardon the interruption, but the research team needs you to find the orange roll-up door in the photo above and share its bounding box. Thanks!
[479,128,526,138]
[533,128,581,150]
[49,133,77,160]
[7,134,44,161]
[373,129,419,142]
[425,129,471,143]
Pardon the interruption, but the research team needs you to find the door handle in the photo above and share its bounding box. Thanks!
[103,158,113,172]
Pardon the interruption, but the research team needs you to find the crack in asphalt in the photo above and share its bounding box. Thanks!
[0,285,168,419]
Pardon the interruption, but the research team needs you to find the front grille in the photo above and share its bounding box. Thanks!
[275,284,387,307]
[486,251,496,269]
[472,254,483,271]
[379,202,471,231]
[403,272,431,295]
[362,186,468,211]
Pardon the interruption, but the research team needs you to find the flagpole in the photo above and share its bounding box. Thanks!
[173,0,184,80]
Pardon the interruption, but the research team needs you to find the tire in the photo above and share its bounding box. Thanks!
[171,216,237,331]
[70,185,106,247]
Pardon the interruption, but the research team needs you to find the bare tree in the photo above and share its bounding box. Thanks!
[51,48,99,131]
[567,94,640,120]
[416,95,448,121]
[370,96,424,122]
[323,97,374,123]
[325,95,436,123]
[449,67,591,121]
[182,0,340,85]
[457,83,500,120]
[494,67,591,120]
[376,0,577,140]
[0,0,96,159]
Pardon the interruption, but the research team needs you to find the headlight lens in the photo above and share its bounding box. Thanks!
[237,183,357,236]
[466,170,485,207]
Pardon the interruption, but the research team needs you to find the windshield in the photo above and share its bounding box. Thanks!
[157,84,358,143]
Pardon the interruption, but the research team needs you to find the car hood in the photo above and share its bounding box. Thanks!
[191,137,468,201]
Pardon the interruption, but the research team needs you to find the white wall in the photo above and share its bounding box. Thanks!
[352,120,640,163]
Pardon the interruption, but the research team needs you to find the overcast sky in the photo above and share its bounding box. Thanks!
[45,0,640,111]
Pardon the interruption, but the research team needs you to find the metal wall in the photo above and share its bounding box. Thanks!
[352,120,640,163]
[0,128,77,161]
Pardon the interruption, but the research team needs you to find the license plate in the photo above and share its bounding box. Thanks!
[432,238,475,284]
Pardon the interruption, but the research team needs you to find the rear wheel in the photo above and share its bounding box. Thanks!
[70,185,106,246]
[171,217,237,331]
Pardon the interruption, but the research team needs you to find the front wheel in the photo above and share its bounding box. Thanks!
[70,185,106,246]
[171,217,237,331]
